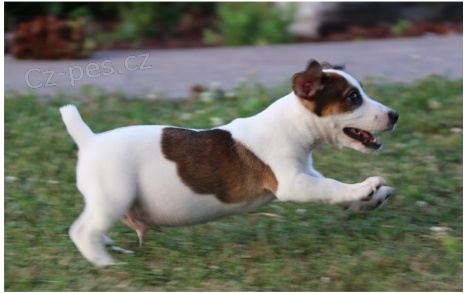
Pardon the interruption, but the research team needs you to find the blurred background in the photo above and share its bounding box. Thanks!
[4,2,462,58]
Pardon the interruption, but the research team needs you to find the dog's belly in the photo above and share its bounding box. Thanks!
[138,188,275,227]
[137,158,276,226]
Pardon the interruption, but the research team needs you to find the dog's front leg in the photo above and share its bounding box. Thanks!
[277,173,386,204]
[337,186,394,211]
[305,153,324,178]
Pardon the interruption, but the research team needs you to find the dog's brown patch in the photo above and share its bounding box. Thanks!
[292,60,361,117]
[161,127,278,204]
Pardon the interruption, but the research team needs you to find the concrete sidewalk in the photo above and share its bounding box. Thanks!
[4,34,462,99]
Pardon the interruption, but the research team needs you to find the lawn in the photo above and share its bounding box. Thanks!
[4,76,463,291]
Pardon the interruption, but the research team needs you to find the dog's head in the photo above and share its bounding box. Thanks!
[292,59,398,153]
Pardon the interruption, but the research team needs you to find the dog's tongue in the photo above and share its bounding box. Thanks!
[343,127,381,149]
[358,129,373,140]
[358,129,381,149]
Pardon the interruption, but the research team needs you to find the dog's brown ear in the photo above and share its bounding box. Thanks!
[321,61,345,70]
[292,60,324,99]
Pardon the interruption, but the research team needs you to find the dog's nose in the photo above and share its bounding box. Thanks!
[388,110,399,125]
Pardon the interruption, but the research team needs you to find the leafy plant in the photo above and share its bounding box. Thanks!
[105,3,195,47]
[110,3,159,47]
[390,19,412,36]
[205,3,295,46]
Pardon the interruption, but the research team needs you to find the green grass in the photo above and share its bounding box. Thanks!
[5,76,463,291]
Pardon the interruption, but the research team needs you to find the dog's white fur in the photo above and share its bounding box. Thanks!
[61,66,397,267]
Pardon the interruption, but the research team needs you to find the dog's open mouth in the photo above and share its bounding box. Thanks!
[343,127,381,149]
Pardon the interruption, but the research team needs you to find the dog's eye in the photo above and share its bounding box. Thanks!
[347,91,362,105]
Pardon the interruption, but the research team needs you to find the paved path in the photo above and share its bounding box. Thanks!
[5,34,462,99]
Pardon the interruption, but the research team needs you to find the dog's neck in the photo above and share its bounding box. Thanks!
[222,92,340,159]
[265,92,340,149]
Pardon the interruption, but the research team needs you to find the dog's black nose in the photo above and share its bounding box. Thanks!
[388,110,399,125]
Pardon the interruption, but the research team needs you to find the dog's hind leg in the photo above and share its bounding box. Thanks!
[103,234,134,254]
[70,206,127,267]
[70,206,117,267]
[70,188,135,267]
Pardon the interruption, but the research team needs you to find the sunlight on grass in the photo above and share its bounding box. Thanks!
[5,76,462,291]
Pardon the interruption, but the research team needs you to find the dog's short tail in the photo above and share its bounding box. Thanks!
[60,105,94,148]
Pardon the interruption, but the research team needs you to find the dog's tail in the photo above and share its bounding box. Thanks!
[60,104,95,148]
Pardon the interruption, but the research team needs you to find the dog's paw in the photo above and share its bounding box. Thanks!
[363,176,386,198]
[109,245,134,255]
[347,176,386,202]
[103,235,134,254]
[339,186,394,211]
[95,260,128,268]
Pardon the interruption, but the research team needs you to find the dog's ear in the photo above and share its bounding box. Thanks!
[321,61,345,70]
[292,60,324,99]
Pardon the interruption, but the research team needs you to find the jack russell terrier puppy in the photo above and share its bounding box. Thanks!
[60,60,398,267]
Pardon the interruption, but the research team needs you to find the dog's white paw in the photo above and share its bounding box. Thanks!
[90,255,120,268]
[347,176,386,202]
[95,260,128,268]
[109,245,134,255]
[340,186,394,211]
[363,176,386,197]
[103,235,134,254]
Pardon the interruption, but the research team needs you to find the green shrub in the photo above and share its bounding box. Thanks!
[206,3,295,46]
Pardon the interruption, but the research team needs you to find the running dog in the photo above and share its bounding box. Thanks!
[60,60,398,267]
